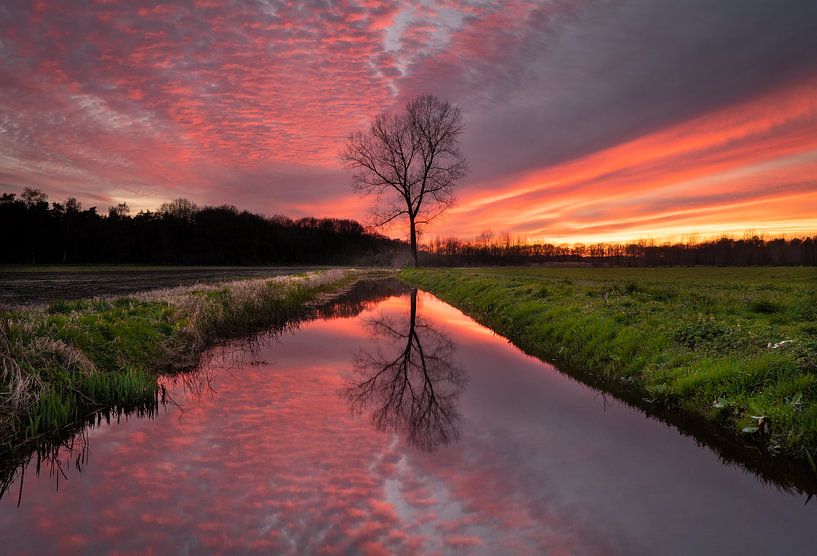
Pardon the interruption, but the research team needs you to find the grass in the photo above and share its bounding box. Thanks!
[0,269,364,454]
[400,267,817,464]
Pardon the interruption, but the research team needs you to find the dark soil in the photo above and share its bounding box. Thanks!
[0,267,326,307]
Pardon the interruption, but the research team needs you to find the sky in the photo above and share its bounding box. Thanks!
[1,0,816,243]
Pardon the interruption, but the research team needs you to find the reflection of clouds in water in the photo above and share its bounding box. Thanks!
[377,434,620,554]
[1,291,617,554]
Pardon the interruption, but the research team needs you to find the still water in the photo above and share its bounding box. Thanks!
[1,280,816,554]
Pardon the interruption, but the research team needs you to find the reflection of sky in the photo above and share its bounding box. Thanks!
[2,292,817,554]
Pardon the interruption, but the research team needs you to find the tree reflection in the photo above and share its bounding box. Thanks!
[343,289,466,451]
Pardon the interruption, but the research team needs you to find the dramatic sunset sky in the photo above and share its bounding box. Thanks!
[1,1,816,243]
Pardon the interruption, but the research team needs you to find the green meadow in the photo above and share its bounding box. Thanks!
[401,267,817,463]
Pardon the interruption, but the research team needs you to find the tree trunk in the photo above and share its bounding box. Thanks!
[409,288,417,333]
[409,216,418,266]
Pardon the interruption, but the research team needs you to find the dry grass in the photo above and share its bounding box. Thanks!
[0,269,361,451]
[138,268,352,369]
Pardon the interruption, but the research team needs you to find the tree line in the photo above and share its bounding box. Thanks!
[3,188,814,267]
[422,234,817,266]
[0,189,408,265]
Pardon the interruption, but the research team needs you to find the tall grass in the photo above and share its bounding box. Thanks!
[0,269,360,453]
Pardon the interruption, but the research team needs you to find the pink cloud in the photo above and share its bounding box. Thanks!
[0,0,815,238]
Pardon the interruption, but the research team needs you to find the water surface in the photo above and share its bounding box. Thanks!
[1,281,815,554]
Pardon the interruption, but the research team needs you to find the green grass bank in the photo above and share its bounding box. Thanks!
[0,269,364,454]
[401,267,817,464]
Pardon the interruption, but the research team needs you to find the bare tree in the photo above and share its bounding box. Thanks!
[339,94,468,265]
[159,198,198,221]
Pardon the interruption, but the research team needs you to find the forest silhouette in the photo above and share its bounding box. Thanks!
[1,188,814,266]
[0,189,406,265]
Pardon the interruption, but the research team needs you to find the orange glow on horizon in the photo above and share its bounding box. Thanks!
[435,76,817,244]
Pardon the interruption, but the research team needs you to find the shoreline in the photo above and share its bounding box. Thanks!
[400,266,817,493]
[0,269,379,461]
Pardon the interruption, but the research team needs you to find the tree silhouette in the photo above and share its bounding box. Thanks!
[1,187,813,266]
[342,289,466,451]
[0,190,407,266]
[339,94,468,266]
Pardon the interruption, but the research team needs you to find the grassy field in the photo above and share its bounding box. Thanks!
[401,267,817,464]
[0,269,363,456]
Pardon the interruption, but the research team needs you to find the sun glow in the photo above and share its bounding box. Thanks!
[442,77,817,243]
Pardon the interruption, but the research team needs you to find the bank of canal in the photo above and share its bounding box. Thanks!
[1,279,815,554]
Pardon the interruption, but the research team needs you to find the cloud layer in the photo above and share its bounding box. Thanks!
[1,0,815,241]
